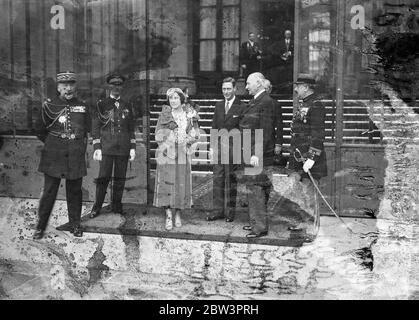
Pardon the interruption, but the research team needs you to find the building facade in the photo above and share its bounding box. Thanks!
[0,0,418,218]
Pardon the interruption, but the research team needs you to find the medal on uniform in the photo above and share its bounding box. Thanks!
[59,115,67,124]
[70,134,76,139]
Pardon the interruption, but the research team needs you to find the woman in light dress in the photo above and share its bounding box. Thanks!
[153,88,200,230]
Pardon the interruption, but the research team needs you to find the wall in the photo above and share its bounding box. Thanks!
[0,136,147,204]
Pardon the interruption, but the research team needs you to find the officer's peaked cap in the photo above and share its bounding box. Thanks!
[295,73,316,85]
[106,74,126,85]
[57,71,76,83]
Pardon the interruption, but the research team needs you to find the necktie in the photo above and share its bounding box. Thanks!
[225,100,230,114]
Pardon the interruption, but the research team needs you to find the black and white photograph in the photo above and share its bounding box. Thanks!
[0,0,418,303]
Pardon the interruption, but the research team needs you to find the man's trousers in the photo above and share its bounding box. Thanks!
[241,172,272,234]
[93,154,129,212]
[36,174,83,231]
[212,163,239,219]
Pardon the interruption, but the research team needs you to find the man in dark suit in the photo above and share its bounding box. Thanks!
[239,72,279,238]
[263,30,294,92]
[279,30,294,90]
[208,77,245,222]
[262,78,284,161]
[33,71,91,239]
[280,30,294,64]
[239,32,262,79]
[90,74,136,217]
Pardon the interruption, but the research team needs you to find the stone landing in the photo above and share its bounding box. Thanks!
[0,197,418,299]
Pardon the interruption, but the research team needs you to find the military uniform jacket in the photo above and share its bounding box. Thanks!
[288,93,327,180]
[92,97,136,156]
[37,96,90,180]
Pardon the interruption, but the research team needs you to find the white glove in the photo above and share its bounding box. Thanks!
[303,159,315,173]
[250,155,259,167]
[93,149,102,161]
[129,149,135,161]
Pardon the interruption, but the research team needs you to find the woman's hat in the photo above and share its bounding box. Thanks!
[166,87,185,99]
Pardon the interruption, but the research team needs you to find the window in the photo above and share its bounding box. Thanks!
[198,0,241,73]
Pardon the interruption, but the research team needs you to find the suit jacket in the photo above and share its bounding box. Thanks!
[239,91,280,166]
[239,41,262,68]
[211,97,244,163]
[279,38,294,64]
[212,97,244,131]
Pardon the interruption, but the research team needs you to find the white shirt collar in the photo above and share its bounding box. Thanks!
[226,96,235,105]
[253,89,265,100]
[110,94,120,100]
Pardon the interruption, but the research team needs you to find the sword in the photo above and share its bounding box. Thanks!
[306,169,355,234]
[294,148,355,234]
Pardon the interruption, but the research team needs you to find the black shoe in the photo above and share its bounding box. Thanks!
[246,231,268,238]
[243,225,252,231]
[112,204,123,214]
[89,208,101,219]
[33,229,44,240]
[206,215,224,221]
[73,226,83,237]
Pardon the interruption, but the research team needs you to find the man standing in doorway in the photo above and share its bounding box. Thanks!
[208,77,245,222]
[280,29,294,90]
[33,71,90,239]
[240,32,262,79]
[280,30,294,63]
[90,74,136,217]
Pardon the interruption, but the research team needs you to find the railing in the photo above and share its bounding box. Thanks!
[149,96,386,172]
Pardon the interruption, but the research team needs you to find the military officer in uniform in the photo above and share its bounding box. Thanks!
[90,74,136,217]
[33,71,90,239]
[287,74,327,233]
[288,74,327,180]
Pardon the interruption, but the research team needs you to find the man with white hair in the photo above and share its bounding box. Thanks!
[239,72,278,238]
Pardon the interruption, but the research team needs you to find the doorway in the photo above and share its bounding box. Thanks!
[259,0,295,94]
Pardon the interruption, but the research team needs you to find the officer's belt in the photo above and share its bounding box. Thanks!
[49,131,83,140]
